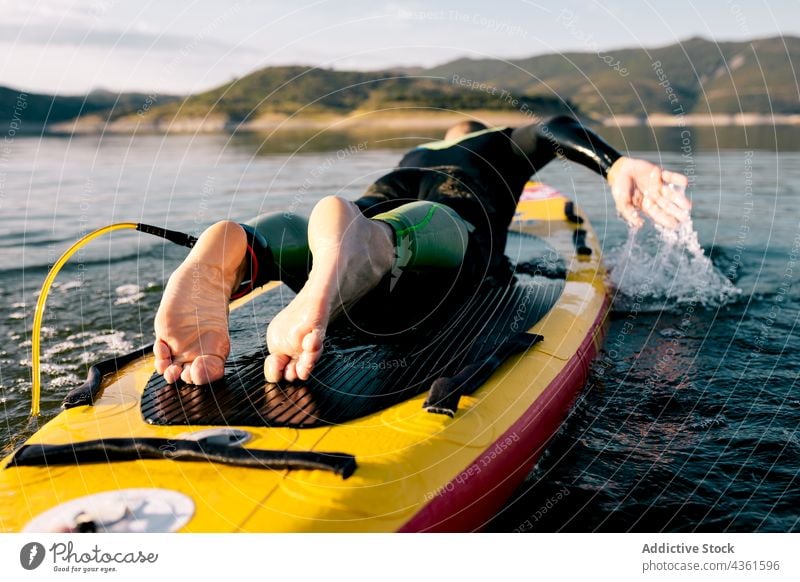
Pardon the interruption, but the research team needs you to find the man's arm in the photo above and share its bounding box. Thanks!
[511,116,691,229]
[510,115,621,178]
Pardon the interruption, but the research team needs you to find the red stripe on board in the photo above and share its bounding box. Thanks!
[399,296,610,532]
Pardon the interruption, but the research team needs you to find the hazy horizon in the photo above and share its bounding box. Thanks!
[1,0,799,96]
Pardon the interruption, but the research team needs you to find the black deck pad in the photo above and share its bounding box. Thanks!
[141,232,566,428]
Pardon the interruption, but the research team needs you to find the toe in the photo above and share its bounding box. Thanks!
[265,353,290,383]
[153,339,173,374]
[296,329,324,379]
[284,360,298,383]
[190,355,226,385]
[180,364,194,385]
[164,363,183,384]
[302,329,324,353]
[297,347,321,380]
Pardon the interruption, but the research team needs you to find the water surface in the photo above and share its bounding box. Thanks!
[1,125,797,531]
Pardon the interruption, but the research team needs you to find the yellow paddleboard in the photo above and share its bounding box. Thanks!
[1,186,609,532]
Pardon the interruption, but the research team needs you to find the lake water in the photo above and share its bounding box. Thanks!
[1,125,798,531]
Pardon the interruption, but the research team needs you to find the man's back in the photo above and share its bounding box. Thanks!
[397,127,536,205]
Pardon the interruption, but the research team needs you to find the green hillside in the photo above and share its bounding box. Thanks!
[427,36,800,116]
[140,66,574,123]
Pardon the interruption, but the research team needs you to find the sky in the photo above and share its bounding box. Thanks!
[1,0,798,95]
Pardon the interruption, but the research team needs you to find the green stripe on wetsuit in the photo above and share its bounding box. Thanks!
[373,201,472,270]
[414,127,506,151]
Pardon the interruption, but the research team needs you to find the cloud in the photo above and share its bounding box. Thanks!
[0,23,261,55]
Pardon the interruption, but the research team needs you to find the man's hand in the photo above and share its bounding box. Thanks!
[606,156,691,229]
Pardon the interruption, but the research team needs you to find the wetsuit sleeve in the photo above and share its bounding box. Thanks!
[510,115,622,178]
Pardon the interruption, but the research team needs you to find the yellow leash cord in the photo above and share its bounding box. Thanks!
[30,223,138,416]
[30,222,197,416]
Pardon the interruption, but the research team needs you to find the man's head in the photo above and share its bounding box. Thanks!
[444,120,488,141]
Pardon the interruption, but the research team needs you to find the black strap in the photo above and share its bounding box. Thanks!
[564,200,584,224]
[424,332,544,417]
[63,345,154,409]
[572,229,592,256]
[7,438,357,479]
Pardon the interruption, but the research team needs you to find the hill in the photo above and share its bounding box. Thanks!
[4,35,797,132]
[0,87,178,131]
[127,66,574,129]
[426,36,800,117]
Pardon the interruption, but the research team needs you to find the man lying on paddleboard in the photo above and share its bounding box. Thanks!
[153,116,692,385]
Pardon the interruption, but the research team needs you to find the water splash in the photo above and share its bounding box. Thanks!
[606,219,740,312]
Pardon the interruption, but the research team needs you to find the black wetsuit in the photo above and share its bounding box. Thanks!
[353,116,621,285]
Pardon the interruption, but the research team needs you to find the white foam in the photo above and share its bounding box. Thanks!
[114,284,144,305]
[88,331,134,354]
[606,219,740,311]
[65,330,134,353]
[55,280,83,292]
[49,374,83,388]
[44,340,79,356]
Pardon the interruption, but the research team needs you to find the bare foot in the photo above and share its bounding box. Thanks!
[154,221,247,385]
[264,196,395,383]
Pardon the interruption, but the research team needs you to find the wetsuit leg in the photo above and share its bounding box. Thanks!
[356,168,472,271]
[418,166,511,285]
[355,166,508,286]
[233,163,498,300]
[372,201,472,271]
[231,212,312,297]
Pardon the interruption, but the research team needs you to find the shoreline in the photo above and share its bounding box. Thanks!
[39,110,800,135]
[605,113,800,127]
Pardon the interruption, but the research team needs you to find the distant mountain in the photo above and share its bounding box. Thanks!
[134,35,799,127]
[0,87,178,130]
[425,36,800,117]
[3,36,797,132]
